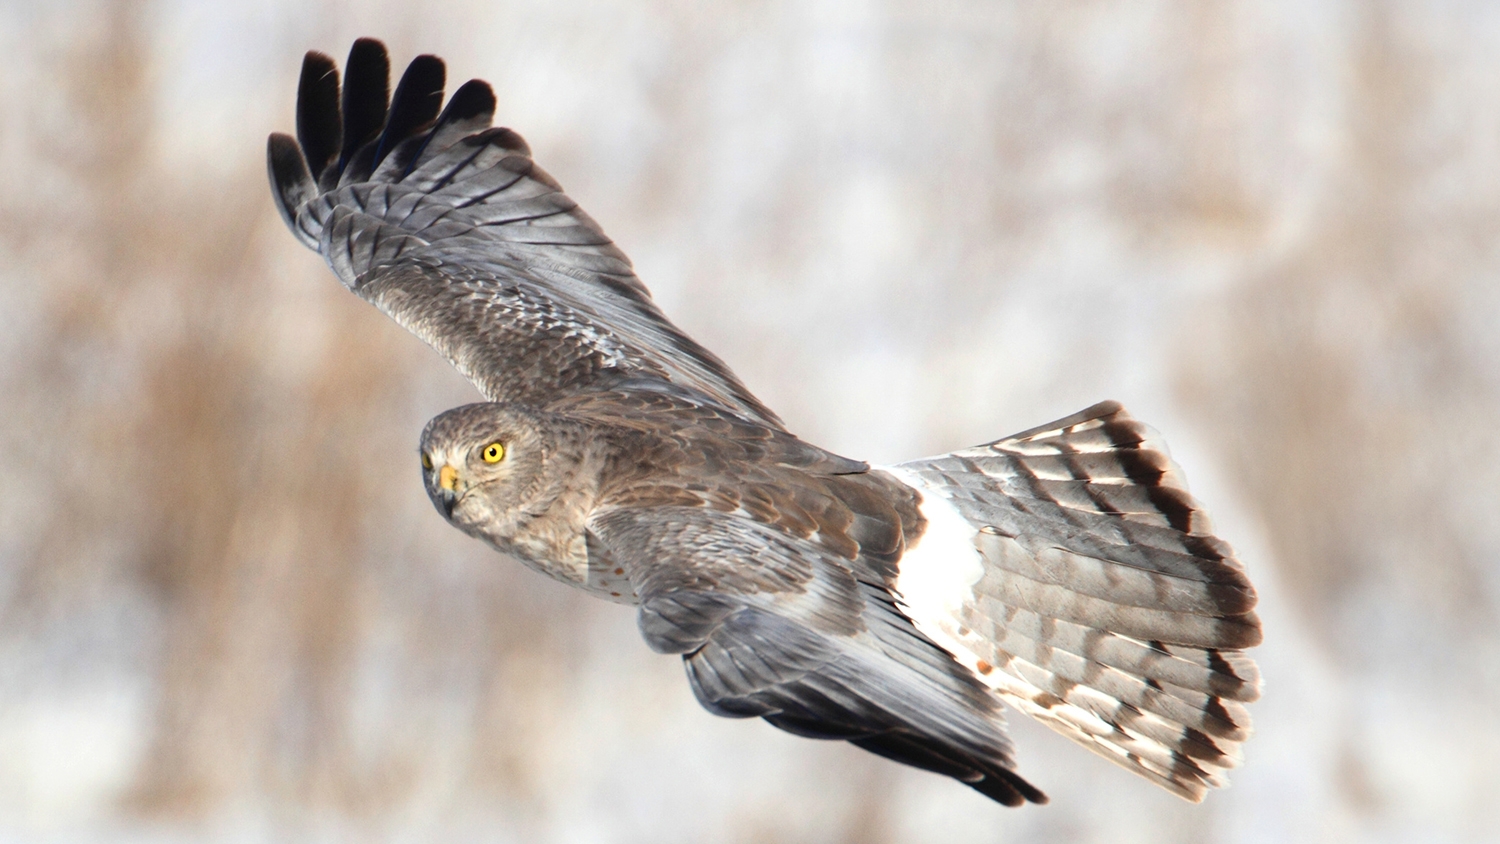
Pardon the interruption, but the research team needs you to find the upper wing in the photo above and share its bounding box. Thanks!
[267,39,780,426]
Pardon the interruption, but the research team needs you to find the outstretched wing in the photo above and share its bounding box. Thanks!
[587,500,1047,807]
[570,393,1046,806]
[267,39,780,426]
[886,401,1262,801]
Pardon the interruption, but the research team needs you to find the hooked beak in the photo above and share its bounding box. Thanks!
[437,464,460,517]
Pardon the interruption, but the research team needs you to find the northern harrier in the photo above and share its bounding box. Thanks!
[268,40,1261,807]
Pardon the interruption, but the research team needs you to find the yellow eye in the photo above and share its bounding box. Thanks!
[420,452,433,470]
[481,442,505,463]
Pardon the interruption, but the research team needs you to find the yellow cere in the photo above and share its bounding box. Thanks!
[482,442,505,463]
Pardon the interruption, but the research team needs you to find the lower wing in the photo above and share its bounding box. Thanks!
[589,503,1047,806]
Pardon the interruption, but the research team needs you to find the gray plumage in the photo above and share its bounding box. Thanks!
[269,40,1262,808]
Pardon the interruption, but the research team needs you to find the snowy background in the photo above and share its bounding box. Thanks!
[2,1,1498,842]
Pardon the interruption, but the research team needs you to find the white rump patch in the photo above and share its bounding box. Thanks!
[878,466,986,663]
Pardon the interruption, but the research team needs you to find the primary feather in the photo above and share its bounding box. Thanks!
[270,40,1261,808]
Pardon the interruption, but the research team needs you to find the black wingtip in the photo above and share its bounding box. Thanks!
[340,38,391,171]
[397,78,498,179]
[372,53,446,169]
[996,773,1056,803]
[440,79,496,124]
[267,132,314,238]
[288,42,502,190]
[959,764,1048,806]
[296,51,341,182]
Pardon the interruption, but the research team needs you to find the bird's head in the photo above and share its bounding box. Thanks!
[418,402,557,537]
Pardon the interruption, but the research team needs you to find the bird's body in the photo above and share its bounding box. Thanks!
[269,39,1262,807]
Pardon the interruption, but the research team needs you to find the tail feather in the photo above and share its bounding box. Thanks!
[968,646,1239,802]
[971,579,1259,650]
[885,401,1261,802]
[964,610,1254,739]
[957,601,1260,703]
[925,454,1245,584]
[975,529,1256,616]
[1019,476,1203,531]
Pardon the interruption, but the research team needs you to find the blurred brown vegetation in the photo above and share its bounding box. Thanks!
[1,1,1498,843]
[1187,7,1500,653]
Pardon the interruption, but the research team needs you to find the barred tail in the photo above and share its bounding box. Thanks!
[881,401,1262,801]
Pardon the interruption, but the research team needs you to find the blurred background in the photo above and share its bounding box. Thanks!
[2,0,1498,841]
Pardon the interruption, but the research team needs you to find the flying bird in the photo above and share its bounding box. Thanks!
[268,39,1262,807]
